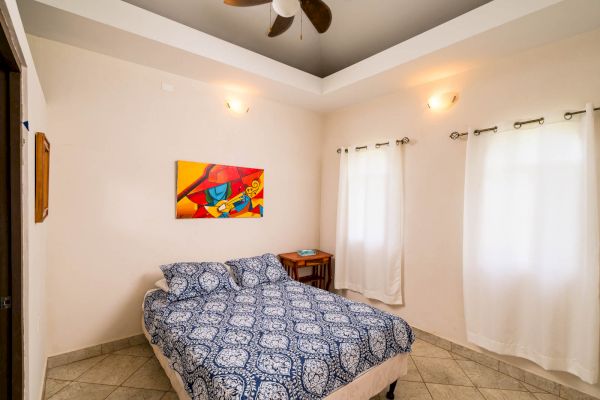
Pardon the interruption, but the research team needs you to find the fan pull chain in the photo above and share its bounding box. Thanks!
[300,11,303,40]
[269,5,272,35]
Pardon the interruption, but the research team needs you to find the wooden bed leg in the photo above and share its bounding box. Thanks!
[385,380,398,399]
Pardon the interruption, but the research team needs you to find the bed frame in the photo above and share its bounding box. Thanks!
[143,321,408,399]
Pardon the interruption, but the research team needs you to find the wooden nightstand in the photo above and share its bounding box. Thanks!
[278,250,333,291]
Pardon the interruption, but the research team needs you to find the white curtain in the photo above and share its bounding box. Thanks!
[463,104,599,383]
[335,143,404,304]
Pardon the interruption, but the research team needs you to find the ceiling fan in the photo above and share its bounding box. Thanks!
[224,0,332,38]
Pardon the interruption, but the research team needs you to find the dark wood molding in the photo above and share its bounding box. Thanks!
[9,70,22,400]
[0,66,10,400]
[0,8,23,399]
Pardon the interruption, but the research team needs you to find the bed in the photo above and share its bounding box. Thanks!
[143,257,414,400]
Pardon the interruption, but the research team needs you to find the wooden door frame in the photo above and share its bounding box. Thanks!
[0,9,23,400]
[8,67,23,400]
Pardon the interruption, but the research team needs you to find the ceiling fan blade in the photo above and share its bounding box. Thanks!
[224,0,271,6]
[268,15,294,37]
[300,0,331,33]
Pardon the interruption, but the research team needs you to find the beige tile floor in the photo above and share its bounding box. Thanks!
[44,344,176,399]
[369,340,561,400]
[45,339,561,400]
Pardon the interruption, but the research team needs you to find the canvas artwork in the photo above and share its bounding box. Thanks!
[176,160,264,219]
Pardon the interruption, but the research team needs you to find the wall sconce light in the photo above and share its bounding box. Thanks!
[226,99,249,114]
[427,92,458,111]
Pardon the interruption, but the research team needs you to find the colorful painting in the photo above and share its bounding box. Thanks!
[176,160,264,219]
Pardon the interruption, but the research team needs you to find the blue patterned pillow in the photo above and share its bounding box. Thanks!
[160,262,239,301]
[225,253,289,288]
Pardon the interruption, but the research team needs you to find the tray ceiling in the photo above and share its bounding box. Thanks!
[122,0,492,77]
[18,0,600,112]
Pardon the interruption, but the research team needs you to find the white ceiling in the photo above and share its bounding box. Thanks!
[121,0,492,77]
[16,0,600,112]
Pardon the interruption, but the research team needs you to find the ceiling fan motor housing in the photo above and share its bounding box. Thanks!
[272,0,300,17]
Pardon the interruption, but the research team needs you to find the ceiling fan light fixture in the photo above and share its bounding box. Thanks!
[272,0,300,18]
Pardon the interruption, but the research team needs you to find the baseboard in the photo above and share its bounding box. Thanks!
[411,327,599,400]
[40,358,47,400]
[46,334,146,369]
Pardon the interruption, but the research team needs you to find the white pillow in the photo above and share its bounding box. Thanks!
[155,278,169,292]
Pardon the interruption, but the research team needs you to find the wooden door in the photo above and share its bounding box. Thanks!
[0,17,22,400]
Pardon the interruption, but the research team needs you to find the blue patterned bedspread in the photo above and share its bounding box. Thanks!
[144,280,414,400]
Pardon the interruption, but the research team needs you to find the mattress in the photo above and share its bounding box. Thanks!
[143,280,414,400]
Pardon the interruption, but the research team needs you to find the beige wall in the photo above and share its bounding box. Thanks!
[320,29,600,397]
[28,36,323,356]
[2,1,49,399]
[22,67,48,400]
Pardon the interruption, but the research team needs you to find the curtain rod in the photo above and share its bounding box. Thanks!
[450,119,543,140]
[449,105,600,140]
[564,106,600,120]
[450,126,498,140]
[336,137,410,154]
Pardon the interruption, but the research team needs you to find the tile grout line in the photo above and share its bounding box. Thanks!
[101,383,119,400]
[46,353,108,385]
[411,353,477,390]
[46,380,71,400]
[114,355,153,389]
[111,354,162,400]
[409,354,435,399]
[451,354,489,399]
[468,382,531,393]
[72,354,109,382]
[47,381,118,400]
[161,391,175,400]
